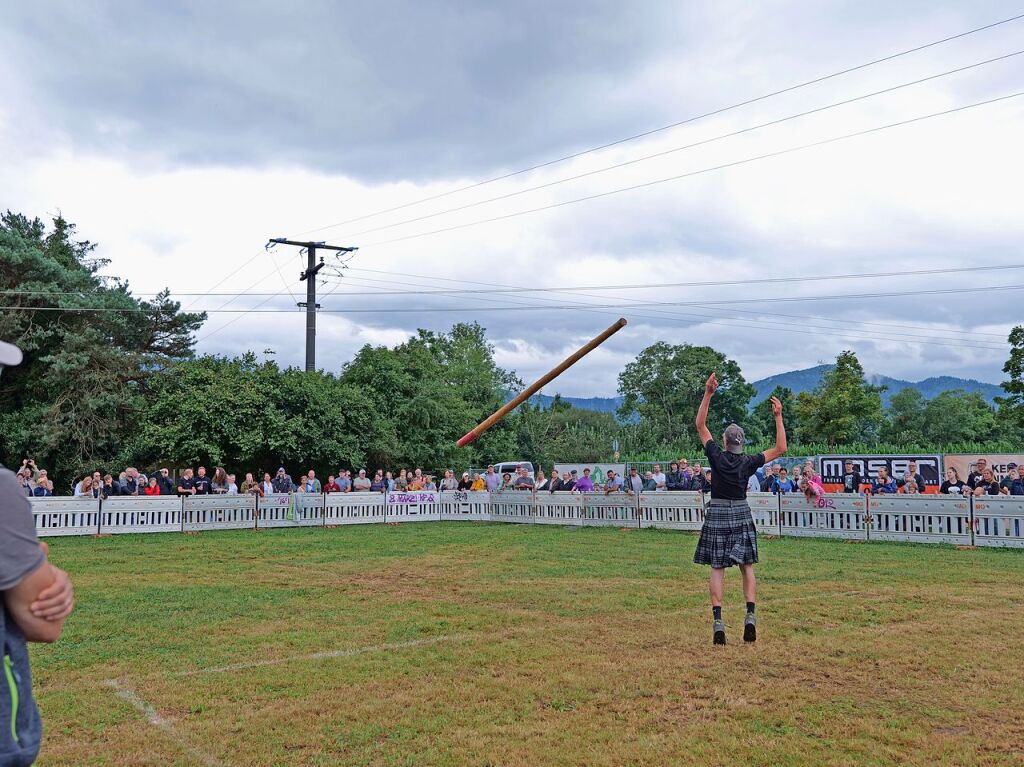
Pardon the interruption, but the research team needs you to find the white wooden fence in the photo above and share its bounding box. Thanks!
[28,491,1024,548]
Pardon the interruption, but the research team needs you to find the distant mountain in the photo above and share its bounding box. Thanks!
[528,393,623,414]
[751,365,1004,406]
[516,367,1002,416]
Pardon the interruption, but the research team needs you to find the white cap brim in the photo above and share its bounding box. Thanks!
[0,341,23,367]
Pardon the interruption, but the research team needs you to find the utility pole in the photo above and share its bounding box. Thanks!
[266,238,358,372]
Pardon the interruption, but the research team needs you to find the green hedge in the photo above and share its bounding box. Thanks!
[622,441,1021,462]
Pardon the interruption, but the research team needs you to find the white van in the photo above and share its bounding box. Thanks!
[493,461,534,478]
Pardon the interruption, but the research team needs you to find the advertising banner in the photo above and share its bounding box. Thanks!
[819,454,941,494]
[553,463,625,488]
[387,491,439,506]
[943,454,1021,484]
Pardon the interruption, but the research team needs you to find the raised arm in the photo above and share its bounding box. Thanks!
[761,396,788,463]
[695,373,716,446]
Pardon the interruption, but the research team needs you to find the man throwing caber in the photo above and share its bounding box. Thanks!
[1,340,76,765]
[694,373,786,645]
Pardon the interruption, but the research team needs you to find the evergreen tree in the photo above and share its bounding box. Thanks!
[0,212,204,486]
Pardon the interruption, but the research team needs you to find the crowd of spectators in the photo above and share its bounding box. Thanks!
[947,458,1024,496]
[15,456,1024,499]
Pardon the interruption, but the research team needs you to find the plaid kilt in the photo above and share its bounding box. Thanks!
[693,498,758,568]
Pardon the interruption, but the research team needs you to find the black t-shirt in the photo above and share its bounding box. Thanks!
[976,480,1000,496]
[842,471,862,493]
[193,476,211,495]
[940,480,966,495]
[176,476,196,495]
[704,439,765,500]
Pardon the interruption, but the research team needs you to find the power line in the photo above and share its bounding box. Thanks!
[13,294,1007,352]
[191,248,304,343]
[18,273,1008,352]
[330,272,1010,347]
[198,255,298,322]
[324,263,1024,297]
[341,50,1024,240]
[7,281,1024,314]
[363,91,1024,247]
[194,291,290,344]
[289,12,1024,238]
[193,267,1017,352]
[180,249,266,311]
[10,262,1024,300]
[266,244,300,306]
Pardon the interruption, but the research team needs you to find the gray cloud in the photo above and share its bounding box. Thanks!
[1,0,710,181]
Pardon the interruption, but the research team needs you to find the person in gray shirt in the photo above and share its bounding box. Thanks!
[1,340,76,766]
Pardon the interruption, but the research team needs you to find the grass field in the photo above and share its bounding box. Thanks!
[31,523,1024,766]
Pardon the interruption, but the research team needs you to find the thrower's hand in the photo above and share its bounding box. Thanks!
[705,373,719,395]
[770,396,783,417]
[30,563,75,622]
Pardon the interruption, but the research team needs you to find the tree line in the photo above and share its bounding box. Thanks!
[2,212,1023,488]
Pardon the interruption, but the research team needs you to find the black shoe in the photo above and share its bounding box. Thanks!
[743,612,756,643]
[713,619,726,645]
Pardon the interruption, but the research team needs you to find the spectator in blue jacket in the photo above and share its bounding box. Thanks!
[999,465,1024,496]
[770,467,795,494]
[870,467,898,494]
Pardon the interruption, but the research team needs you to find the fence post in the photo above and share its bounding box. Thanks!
[179,494,185,533]
[969,493,975,547]
[864,492,871,541]
[776,492,783,537]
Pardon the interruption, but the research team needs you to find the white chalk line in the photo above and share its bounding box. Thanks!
[105,678,224,767]
[101,632,498,765]
[175,631,478,677]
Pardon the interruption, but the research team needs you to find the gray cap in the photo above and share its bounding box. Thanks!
[0,341,22,367]
[723,424,745,454]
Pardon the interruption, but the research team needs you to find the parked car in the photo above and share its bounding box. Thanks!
[493,461,535,478]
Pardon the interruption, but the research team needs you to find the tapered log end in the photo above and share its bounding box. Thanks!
[456,431,479,448]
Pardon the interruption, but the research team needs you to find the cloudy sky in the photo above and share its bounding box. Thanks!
[2,0,1023,396]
